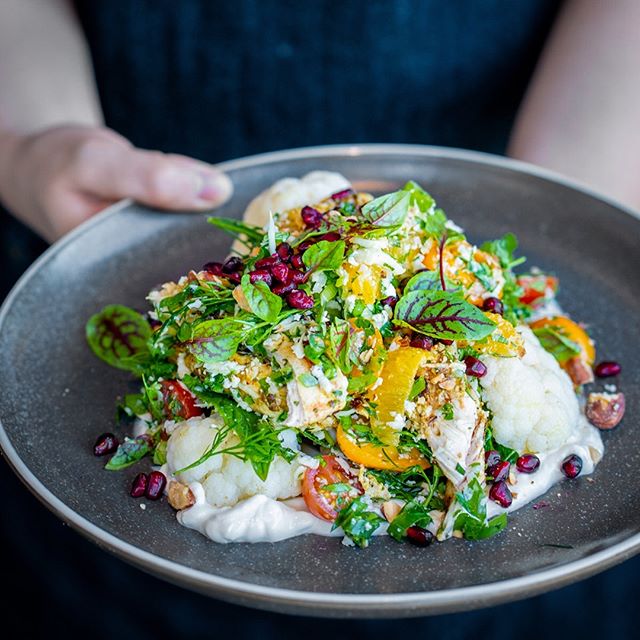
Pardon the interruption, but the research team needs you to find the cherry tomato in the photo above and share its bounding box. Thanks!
[160,380,203,420]
[302,455,363,522]
[517,274,559,305]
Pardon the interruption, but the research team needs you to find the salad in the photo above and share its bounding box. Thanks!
[87,172,626,548]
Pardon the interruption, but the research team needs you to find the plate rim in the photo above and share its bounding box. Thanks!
[1,143,639,615]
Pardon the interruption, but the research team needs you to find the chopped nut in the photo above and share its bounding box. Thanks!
[381,501,401,522]
[586,392,625,430]
[167,481,195,510]
[565,356,594,386]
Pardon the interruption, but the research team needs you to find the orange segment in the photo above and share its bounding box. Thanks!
[529,316,595,366]
[343,264,380,305]
[368,346,426,445]
[336,425,430,471]
[470,312,525,358]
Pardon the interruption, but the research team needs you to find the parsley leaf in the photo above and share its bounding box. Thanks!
[453,477,507,540]
[333,497,385,548]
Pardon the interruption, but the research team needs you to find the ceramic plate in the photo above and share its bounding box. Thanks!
[1,145,638,617]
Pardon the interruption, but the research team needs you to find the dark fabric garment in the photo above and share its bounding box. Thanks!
[74,0,559,161]
[8,2,638,638]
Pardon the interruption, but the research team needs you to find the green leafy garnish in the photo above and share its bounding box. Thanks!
[333,497,385,548]
[442,402,454,420]
[402,180,435,213]
[387,498,433,542]
[86,304,151,374]
[394,290,496,341]
[360,189,411,227]
[453,477,507,540]
[186,317,249,362]
[105,436,152,470]
[408,377,426,401]
[532,326,581,364]
[302,240,346,274]
[240,274,282,323]
[208,217,265,248]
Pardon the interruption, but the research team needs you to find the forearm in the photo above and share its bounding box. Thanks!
[509,0,640,209]
[0,0,103,134]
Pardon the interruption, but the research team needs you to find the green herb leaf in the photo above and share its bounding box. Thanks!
[302,240,346,274]
[333,497,384,548]
[394,290,496,340]
[153,439,168,465]
[402,180,435,213]
[360,189,411,227]
[441,402,454,420]
[240,274,282,323]
[86,305,151,373]
[105,435,152,470]
[187,318,247,362]
[208,217,265,248]
[453,477,508,540]
[532,326,581,364]
[485,427,520,463]
[480,233,525,270]
[387,498,433,542]
[408,377,426,401]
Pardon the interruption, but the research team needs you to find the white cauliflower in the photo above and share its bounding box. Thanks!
[480,326,580,453]
[165,415,303,508]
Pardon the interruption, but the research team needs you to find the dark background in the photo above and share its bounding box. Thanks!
[2,1,639,636]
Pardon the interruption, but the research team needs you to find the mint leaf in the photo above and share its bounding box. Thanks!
[394,290,496,340]
[360,189,411,227]
[302,240,346,274]
[86,304,151,374]
[240,274,282,323]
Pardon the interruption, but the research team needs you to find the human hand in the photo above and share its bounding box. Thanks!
[0,125,233,242]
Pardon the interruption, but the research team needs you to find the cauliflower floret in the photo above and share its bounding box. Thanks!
[165,415,302,507]
[480,326,579,453]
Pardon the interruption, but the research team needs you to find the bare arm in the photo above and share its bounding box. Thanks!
[509,0,640,210]
[0,0,231,242]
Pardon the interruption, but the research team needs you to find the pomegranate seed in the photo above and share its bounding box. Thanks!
[297,238,317,253]
[488,460,510,483]
[291,270,307,284]
[276,242,292,260]
[255,255,280,270]
[464,356,487,378]
[320,231,341,242]
[406,526,434,547]
[482,297,504,315]
[439,339,453,346]
[130,473,148,498]
[331,188,354,200]
[222,256,244,273]
[561,454,583,479]
[202,261,224,275]
[485,449,501,467]
[225,271,242,284]
[489,480,513,508]
[594,361,622,378]
[381,296,398,309]
[145,470,167,500]
[249,269,272,285]
[291,254,304,269]
[272,282,296,296]
[148,316,162,329]
[301,206,323,229]
[286,289,314,309]
[410,335,434,350]
[272,262,293,285]
[516,454,540,474]
[93,433,119,457]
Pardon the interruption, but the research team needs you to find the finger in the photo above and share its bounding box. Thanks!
[74,139,233,210]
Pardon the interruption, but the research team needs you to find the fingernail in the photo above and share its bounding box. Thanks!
[196,171,233,206]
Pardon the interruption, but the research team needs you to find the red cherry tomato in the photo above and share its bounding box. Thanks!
[517,274,559,305]
[302,455,363,522]
[160,380,203,420]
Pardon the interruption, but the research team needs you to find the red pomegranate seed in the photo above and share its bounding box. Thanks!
[297,239,316,253]
[145,471,167,500]
[485,449,501,467]
[93,433,119,457]
[489,480,513,508]
[276,242,292,260]
[594,361,622,378]
[381,296,398,309]
[410,335,434,350]
[272,282,296,296]
[301,206,323,229]
[255,255,280,270]
[271,262,293,285]
[249,269,272,285]
[482,297,504,315]
[291,270,307,284]
[488,460,510,483]
[561,454,583,479]
[331,188,354,200]
[320,231,341,242]
[222,256,244,273]
[439,339,453,346]
[130,473,148,498]
[225,271,242,284]
[464,356,487,378]
[516,454,540,473]
[291,254,304,269]
[406,526,434,547]
[202,261,224,275]
[286,289,314,309]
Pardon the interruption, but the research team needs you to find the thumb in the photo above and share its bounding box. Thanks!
[75,139,233,210]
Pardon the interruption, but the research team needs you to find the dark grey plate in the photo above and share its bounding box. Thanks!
[1,145,639,618]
